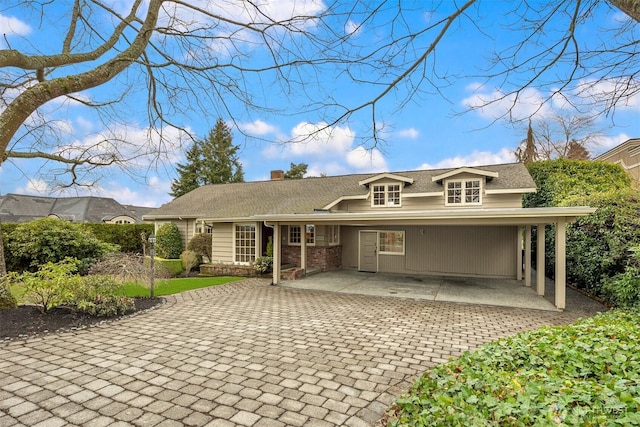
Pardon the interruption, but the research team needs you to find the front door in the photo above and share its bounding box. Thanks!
[359,231,378,272]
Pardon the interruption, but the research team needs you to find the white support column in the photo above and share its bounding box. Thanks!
[516,226,523,281]
[300,225,307,273]
[524,225,532,287]
[555,219,567,310]
[272,223,281,285]
[536,224,546,296]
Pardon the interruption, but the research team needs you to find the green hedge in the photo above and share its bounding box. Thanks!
[524,160,640,300]
[145,256,184,277]
[81,223,154,253]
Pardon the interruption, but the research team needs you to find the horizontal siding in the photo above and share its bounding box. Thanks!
[212,223,233,263]
[341,225,518,278]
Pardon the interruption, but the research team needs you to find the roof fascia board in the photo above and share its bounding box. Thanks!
[322,194,368,210]
[403,192,443,198]
[432,167,500,182]
[358,173,414,186]
[485,187,537,194]
[594,138,640,160]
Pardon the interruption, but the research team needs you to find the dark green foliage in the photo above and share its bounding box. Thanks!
[170,118,244,198]
[386,310,640,426]
[5,218,118,272]
[155,223,183,259]
[81,223,154,253]
[284,162,308,179]
[524,160,639,299]
[187,233,212,261]
[75,275,134,317]
[602,247,640,309]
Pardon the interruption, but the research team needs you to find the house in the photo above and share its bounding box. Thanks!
[594,138,640,181]
[144,164,595,310]
[0,193,154,224]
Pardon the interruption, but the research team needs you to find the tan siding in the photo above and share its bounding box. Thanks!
[212,223,233,263]
[341,225,518,278]
[600,152,640,181]
[482,193,524,208]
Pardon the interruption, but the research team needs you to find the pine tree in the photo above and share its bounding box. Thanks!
[515,120,539,164]
[169,118,244,198]
[284,162,308,179]
[170,142,201,198]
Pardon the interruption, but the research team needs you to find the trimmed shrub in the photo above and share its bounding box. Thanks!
[187,233,212,261]
[147,256,183,277]
[155,223,183,259]
[5,218,118,272]
[81,223,154,253]
[74,274,135,317]
[254,256,273,273]
[601,247,640,309]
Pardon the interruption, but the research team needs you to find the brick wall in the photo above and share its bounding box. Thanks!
[282,245,342,271]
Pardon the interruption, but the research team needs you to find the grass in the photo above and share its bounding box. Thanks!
[121,276,243,297]
[384,309,640,426]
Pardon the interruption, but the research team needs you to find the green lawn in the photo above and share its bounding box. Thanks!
[121,276,243,297]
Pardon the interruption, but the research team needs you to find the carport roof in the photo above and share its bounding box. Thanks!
[254,206,597,226]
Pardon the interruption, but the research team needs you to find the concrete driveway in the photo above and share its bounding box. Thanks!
[1,279,604,427]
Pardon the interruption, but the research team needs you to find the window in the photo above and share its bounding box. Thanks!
[289,225,315,245]
[196,222,212,234]
[379,231,404,255]
[234,224,256,264]
[372,184,402,207]
[327,225,340,245]
[447,179,482,205]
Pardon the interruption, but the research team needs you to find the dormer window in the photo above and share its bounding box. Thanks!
[446,179,482,205]
[372,184,401,207]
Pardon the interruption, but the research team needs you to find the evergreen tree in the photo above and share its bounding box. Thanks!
[169,118,244,198]
[515,120,539,164]
[284,162,308,179]
[170,142,201,198]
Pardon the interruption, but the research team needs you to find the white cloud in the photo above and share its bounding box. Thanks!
[345,20,361,35]
[238,119,279,136]
[346,146,387,172]
[593,133,631,155]
[0,14,31,36]
[462,86,553,121]
[397,128,420,139]
[418,148,515,170]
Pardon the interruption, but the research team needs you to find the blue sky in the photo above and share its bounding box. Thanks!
[1,1,639,207]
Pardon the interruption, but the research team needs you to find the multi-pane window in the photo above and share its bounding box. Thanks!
[289,225,315,245]
[327,225,340,245]
[372,184,402,207]
[379,231,404,254]
[447,179,481,205]
[234,224,256,264]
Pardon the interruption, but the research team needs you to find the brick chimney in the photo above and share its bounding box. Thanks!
[270,170,285,181]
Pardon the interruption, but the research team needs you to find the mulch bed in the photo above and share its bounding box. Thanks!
[0,297,164,341]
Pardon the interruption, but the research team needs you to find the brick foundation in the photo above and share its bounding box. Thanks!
[200,264,260,277]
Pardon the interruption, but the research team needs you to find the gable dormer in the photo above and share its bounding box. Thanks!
[432,167,499,207]
[359,173,414,208]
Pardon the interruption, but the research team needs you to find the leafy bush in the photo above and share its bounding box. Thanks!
[155,222,183,259]
[5,218,118,272]
[0,279,17,309]
[254,256,273,273]
[187,233,212,261]
[81,223,154,253]
[147,256,183,277]
[601,247,640,309]
[180,250,200,276]
[386,310,640,426]
[73,274,135,317]
[7,258,81,313]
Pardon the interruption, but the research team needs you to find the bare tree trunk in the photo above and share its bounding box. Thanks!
[0,219,6,276]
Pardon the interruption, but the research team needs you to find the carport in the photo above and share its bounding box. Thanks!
[258,206,596,311]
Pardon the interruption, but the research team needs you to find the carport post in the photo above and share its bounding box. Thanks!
[555,219,567,310]
[300,225,307,272]
[516,226,523,281]
[536,224,545,296]
[272,222,281,285]
[524,225,532,287]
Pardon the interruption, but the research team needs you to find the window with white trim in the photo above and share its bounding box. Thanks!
[372,184,402,207]
[379,231,404,255]
[234,224,256,264]
[289,225,315,245]
[446,179,482,205]
[327,225,340,245]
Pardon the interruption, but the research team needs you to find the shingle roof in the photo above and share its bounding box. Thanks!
[0,194,151,223]
[147,163,535,219]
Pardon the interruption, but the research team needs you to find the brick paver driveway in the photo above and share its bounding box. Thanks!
[1,279,602,427]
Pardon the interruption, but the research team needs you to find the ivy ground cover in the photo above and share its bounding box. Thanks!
[386,310,640,426]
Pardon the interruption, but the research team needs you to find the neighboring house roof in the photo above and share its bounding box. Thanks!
[0,194,152,223]
[145,163,536,220]
[594,137,640,161]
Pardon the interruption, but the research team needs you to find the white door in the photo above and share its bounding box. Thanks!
[359,231,378,272]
